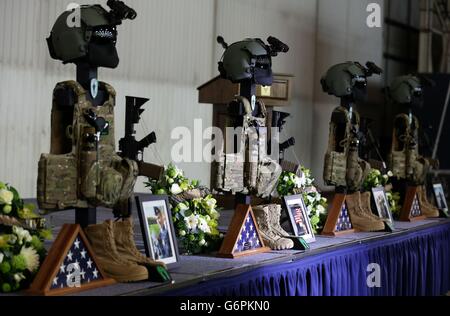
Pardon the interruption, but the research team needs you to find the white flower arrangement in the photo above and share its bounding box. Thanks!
[277,167,328,233]
[0,181,51,293]
[146,164,221,254]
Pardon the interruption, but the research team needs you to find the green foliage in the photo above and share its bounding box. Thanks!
[145,163,198,195]
[11,255,26,271]
[386,191,402,219]
[363,169,392,191]
[2,283,11,293]
[0,262,11,274]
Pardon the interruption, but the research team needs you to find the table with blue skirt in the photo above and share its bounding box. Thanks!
[3,205,448,297]
[61,209,449,297]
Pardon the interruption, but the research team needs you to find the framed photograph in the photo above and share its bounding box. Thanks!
[283,195,315,243]
[372,186,394,224]
[433,183,448,212]
[135,195,180,268]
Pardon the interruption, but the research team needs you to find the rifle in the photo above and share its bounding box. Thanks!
[119,96,164,180]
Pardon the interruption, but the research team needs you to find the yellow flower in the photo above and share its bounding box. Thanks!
[0,236,10,249]
[0,189,14,205]
[20,246,40,272]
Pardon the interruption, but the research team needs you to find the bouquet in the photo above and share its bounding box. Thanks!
[146,164,222,254]
[172,196,221,254]
[362,169,402,219]
[0,182,52,293]
[277,167,328,234]
[362,169,393,192]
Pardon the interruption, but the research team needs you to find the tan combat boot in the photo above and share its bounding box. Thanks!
[346,192,385,232]
[113,218,166,269]
[253,205,294,250]
[266,204,292,237]
[360,192,389,221]
[417,186,439,218]
[84,220,149,283]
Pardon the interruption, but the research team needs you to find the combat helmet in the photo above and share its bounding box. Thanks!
[386,75,424,108]
[217,36,289,86]
[47,0,136,68]
[321,61,382,99]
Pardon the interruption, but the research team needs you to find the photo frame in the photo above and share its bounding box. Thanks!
[433,183,448,213]
[371,186,394,225]
[135,195,180,268]
[282,195,316,243]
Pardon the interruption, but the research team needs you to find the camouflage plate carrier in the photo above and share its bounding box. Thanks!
[389,113,429,185]
[37,81,138,211]
[215,96,281,198]
[324,106,370,191]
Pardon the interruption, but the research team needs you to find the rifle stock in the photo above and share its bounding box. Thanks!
[138,161,164,180]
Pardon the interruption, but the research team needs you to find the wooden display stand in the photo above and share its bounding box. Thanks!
[322,194,356,236]
[29,224,115,296]
[218,204,271,259]
[400,186,427,222]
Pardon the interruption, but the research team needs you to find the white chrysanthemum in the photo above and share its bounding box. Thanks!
[13,226,32,245]
[170,184,183,195]
[20,246,40,272]
[283,176,289,182]
[198,239,206,246]
[0,189,14,205]
[387,171,394,177]
[184,214,199,231]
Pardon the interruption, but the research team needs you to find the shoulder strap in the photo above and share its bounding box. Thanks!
[55,80,87,102]
[100,81,116,107]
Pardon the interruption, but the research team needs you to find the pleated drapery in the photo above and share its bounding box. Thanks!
[167,223,450,296]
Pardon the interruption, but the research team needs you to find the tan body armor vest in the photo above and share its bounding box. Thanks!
[37,81,138,211]
[323,106,370,191]
[215,97,281,198]
[389,113,429,184]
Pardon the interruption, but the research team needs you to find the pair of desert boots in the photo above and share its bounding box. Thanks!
[346,191,386,232]
[253,204,294,250]
[85,218,165,283]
